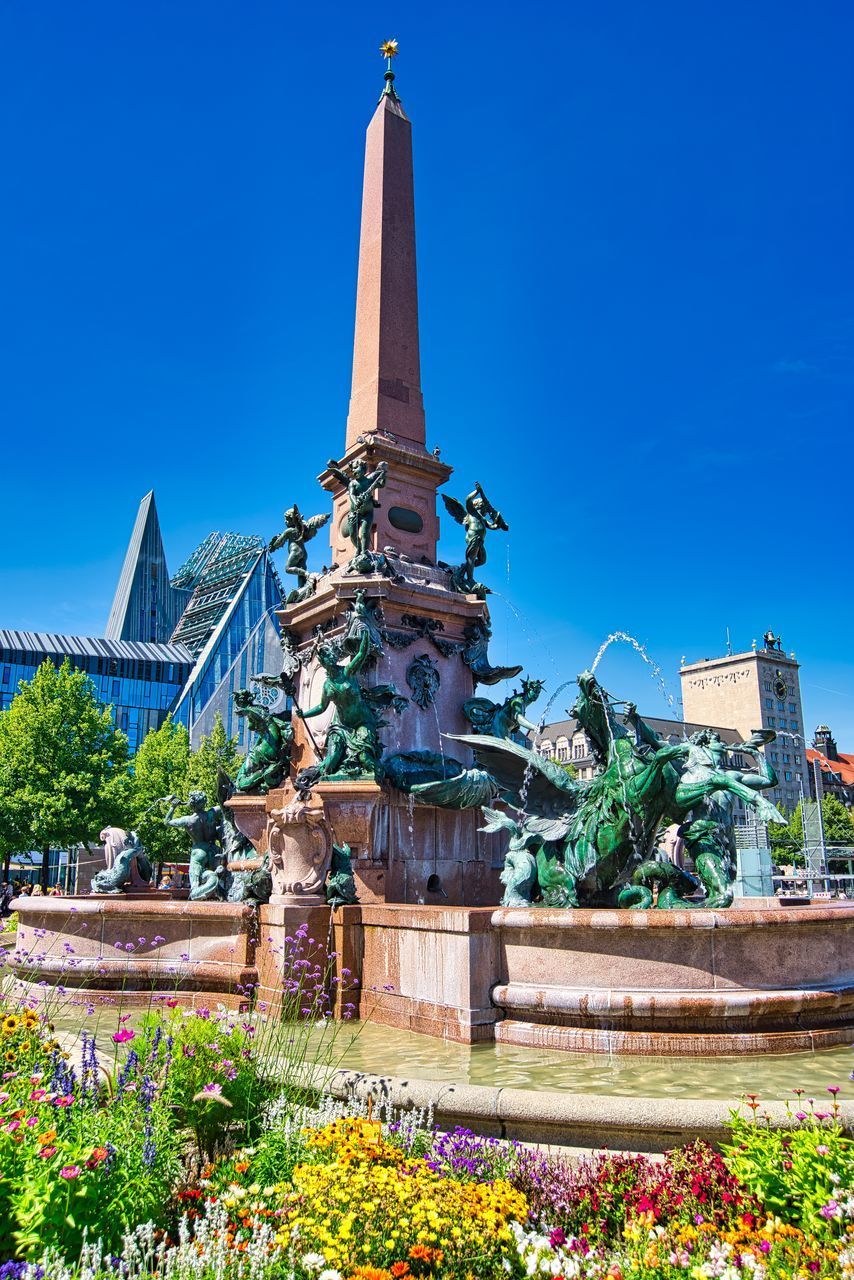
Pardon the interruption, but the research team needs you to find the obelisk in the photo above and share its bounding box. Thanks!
[321,43,450,567]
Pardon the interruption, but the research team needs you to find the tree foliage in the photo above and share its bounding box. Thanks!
[129,717,191,865]
[187,713,243,803]
[0,659,130,886]
[768,795,854,861]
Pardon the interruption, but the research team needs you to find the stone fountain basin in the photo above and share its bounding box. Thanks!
[9,897,854,1056]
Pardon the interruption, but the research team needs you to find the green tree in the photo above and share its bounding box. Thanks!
[188,712,243,802]
[0,659,130,888]
[818,793,854,845]
[129,717,191,866]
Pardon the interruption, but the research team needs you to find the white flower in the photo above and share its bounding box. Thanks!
[301,1254,327,1273]
[318,1271,342,1280]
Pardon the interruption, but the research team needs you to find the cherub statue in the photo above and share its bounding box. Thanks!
[442,483,508,595]
[327,456,389,565]
[269,505,331,604]
[296,630,406,786]
[232,688,294,794]
[162,791,225,901]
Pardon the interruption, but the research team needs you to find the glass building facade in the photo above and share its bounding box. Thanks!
[1,495,286,757]
[0,631,193,755]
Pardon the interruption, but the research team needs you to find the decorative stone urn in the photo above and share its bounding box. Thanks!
[267,790,332,905]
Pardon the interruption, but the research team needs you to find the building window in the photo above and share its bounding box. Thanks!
[789,703,796,714]
[769,716,775,726]
[785,771,792,781]
[765,698,773,709]
[764,681,772,692]
[573,743,584,759]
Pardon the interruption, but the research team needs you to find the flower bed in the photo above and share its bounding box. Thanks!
[0,987,852,1278]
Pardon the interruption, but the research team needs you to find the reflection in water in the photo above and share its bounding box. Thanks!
[54,1011,853,1103]
[334,1022,854,1102]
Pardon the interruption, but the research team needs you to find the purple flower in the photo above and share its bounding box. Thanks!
[201,1082,222,1095]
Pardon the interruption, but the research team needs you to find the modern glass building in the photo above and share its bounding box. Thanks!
[0,631,193,754]
[1,492,285,755]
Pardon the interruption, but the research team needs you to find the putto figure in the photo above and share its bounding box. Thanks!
[269,505,331,604]
[463,677,545,739]
[442,482,508,595]
[327,455,389,569]
[162,791,225,901]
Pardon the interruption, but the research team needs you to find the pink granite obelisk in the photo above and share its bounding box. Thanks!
[346,75,425,451]
[322,59,450,567]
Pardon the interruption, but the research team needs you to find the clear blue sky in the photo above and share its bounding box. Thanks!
[1,2,852,740]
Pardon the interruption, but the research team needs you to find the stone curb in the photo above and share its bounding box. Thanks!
[322,1069,854,1154]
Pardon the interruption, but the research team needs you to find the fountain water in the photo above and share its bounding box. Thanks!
[590,631,678,712]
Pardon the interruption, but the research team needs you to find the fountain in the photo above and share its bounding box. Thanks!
[9,51,854,1089]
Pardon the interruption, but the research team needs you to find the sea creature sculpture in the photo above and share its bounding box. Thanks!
[162,791,225,901]
[269,505,331,604]
[411,670,784,910]
[91,830,152,895]
[460,618,523,686]
[463,677,545,739]
[232,688,294,795]
[442,483,508,595]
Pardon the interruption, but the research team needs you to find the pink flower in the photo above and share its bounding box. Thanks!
[0,1092,9,1104]
[53,1095,74,1108]
[201,1082,222,1095]
[38,1145,57,1158]
[59,1165,81,1180]
[165,998,178,1008]
[759,1241,771,1254]
[112,1028,135,1044]
[817,1144,830,1155]
[4,1120,20,1132]
[29,1089,46,1101]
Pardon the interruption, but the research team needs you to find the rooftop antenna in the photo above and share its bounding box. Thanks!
[725,627,733,656]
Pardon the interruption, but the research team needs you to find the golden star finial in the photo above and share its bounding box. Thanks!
[380,39,399,60]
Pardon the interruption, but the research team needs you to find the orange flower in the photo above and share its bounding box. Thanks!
[348,1269,393,1280]
[408,1245,444,1266]
[390,1266,410,1278]
[36,1129,57,1146]
[234,1160,249,1173]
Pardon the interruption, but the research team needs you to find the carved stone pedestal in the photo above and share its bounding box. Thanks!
[265,785,332,906]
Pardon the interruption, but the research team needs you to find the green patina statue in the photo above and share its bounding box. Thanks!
[405,670,783,910]
[232,688,294,795]
[325,842,359,909]
[162,791,226,901]
[442,483,508,595]
[91,830,152,895]
[297,631,407,786]
[463,677,545,739]
[269,505,331,604]
[327,455,389,571]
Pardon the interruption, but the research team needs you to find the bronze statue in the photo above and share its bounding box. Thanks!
[327,456,389,567]
[269,505,331,604]
[463,677,545,739]
[232,688,294,795]
[297,631,406,785]
[162,791,225,901]
[442,482,508,595]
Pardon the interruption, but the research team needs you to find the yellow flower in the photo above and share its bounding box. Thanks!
[1,1015,19,1035]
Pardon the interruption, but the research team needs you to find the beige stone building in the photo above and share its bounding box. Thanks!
[680,631,808,814]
